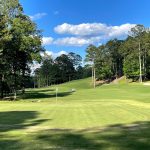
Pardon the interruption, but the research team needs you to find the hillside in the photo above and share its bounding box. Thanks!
[22,77,150,103]
[1,77,150,149]
[54,77,92,90]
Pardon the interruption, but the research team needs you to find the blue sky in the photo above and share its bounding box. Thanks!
[20,0,150,58]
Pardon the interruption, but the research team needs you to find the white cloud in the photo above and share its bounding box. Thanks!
[54,23,107,36]
[41,50,68,58]
[42,36,101,46]
[42,37,54,45]
[42,23,136,47]
[54,36,101,46]
[54,23,136,38]
[107,24,136,39]
[29,13,47,20]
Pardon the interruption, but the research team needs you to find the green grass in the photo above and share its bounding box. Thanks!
[0,78,150,150]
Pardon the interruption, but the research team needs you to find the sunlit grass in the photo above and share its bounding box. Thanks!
[0,78,150,149]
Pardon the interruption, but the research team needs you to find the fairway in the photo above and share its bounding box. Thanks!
[0,78,150,150]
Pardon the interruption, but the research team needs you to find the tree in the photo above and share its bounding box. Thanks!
[0,0,43,99]
[130,25,146,82]
[0,14,12,98]
[105,39,124,78]
[85,44,98,88]
[68,52,82,79]
[68,52,82,68]
[95,45,113,80]
[55,54,75,83]
[40,54,53,86]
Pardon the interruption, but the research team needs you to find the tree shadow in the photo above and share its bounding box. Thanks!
[22,91,73,100]
[0,111,48,132]
[31,89,55,92]
[35,121,150,150]
[0,117,149,149]
[0,111,50,149]
[0,137,21,150]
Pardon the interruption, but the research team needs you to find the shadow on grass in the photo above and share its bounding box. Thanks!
[0,138,21,150]
[22,90,73,100]
[0,111,149,149]
[35,121,150,150]
[30,89,55,92]
[0,111,49,149]
[0,111,48,132]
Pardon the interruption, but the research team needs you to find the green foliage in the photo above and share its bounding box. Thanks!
[123,55,139,77]
[0,0,43,98]
[34,53,89,88]
[85,25,150,81]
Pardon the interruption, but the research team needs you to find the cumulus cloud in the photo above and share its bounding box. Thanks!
[54,23,108,36]
[54,36,101,46]
[54,23,136,39]
[29,13,47,20]
[42,37,54,45]
[107,24,136,39]
[42,23,136,47]
[42,36,101,46]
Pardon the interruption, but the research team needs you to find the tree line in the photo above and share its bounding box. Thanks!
[1,1,150,99]
[33,52,91,88]
[0,0,43,99]
[85,25,150,87]
[0,0,91,98]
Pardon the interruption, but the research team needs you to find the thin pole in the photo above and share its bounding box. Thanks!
[93,66,96,88]
[92,66,93,84]
[139,42,142,83]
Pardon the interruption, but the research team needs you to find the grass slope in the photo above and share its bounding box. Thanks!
[0,78,150,150]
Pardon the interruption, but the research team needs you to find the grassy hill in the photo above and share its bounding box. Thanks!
[0,78,150,149]
[22,77,150,103]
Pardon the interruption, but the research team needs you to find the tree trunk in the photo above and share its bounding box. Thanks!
[14,89,17,100]
[142,55,145,78]
[144,49,147,77]
[34,78,35,88]
[92,66,94,84]
[93,67,96,88]
[0,75,4,99]
[38,77,40,88]
[139,42,142,83]
[116,63,118,79]
[21,70,25,94]
[47,76,48,87]
[13,71,17,100]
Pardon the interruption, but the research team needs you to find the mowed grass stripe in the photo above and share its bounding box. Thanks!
[0,100,149,129]
[0,78,150,149]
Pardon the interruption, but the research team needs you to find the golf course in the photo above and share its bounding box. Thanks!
[1,0,150,149]
[0,78,150,150]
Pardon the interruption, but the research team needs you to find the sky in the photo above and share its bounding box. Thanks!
[20,0,150,59]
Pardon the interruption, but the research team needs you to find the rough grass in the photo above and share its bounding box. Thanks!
[0,78,150,150]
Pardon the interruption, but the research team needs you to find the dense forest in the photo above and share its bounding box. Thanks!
[33,52,91,88]
[35,25,150,89]
[85,25,150,87]
[0,0,91,98]
[0,0,43,98]
[1,0,150,99]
